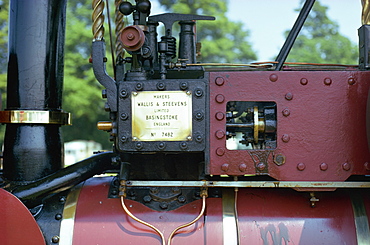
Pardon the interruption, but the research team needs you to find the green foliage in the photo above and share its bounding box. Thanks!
[63,0,113,149]
[157,0,257,63]
[286,1,358,64]
[0,0,8,74]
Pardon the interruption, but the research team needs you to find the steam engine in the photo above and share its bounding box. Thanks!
[1,0,370,244]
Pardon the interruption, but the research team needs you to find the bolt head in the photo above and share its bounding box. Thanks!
[178,195,186,203]
[160,202,168,209]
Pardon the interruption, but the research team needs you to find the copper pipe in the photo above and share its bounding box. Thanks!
[167,195,207,245]
[120,196,165,245]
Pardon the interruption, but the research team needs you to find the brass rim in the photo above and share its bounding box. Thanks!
[0,110,71,125]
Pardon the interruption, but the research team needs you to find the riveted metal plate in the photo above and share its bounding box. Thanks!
[208,71,370,181]
[117,78,207,152]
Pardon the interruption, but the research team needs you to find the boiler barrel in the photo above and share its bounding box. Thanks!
[58,177,370,244]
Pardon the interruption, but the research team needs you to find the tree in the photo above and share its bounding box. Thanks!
[286,1,358,64]
[0,0,8,74]
[63,0,113,149]
[157,0,257,63]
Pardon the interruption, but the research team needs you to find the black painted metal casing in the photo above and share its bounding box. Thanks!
[3,0,67,181]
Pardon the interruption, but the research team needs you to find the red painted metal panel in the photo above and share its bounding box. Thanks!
[0,188,45,245]
[209,71,370,180]
[73,177,213,244]
[71,177,367,245]
[237,189,357,244]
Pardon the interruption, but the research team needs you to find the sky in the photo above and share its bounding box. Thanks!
[151,0,362,62]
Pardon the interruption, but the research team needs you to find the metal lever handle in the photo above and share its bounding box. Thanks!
[148,13,215,36]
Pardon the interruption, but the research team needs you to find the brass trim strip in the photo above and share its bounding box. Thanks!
[222,189,239,245]
[126,181,370,189]
[351,194,370,245]
[0,110,71,125]
[59,184,83,245]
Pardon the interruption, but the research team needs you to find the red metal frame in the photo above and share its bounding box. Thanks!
[209,70,370,180]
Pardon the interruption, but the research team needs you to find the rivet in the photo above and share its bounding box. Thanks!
[120,136,127,143]
[157,142,166,150]
[180,142,188,150]
[348,77,356,85]
[195,88,203,97]
[215,77,225,86]
[195,112,204,120]
[269,74,278,82]
[135,142,143,150]
[59,197,66,204]
[365,162,370,171]
[51,236,60,243]
[120,113,128,120]
[324,77,332,85]
[320,163,328,171]
[215,130,225,139]
[221,163,229,171]
[239,163,247,172]
[215,112,225,121]
[120,89,128,98]
[195,134,203,143]
[157,82,166,90]
[256,163,266,171]
[297,163,306,171]
[282,108,290,117]
[342,162,351,171]
[55,214,62,220]
[281,134,290,143]
[300,78,308,85]
[135,82,143,91]
[216,147,225,156]
[180,81,188,90]
[215,94,225,103]
[285,92,293,100]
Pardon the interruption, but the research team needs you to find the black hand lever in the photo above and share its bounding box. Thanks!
[149,13,215,37]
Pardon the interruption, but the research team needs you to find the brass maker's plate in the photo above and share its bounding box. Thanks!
[132,91,192,141]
